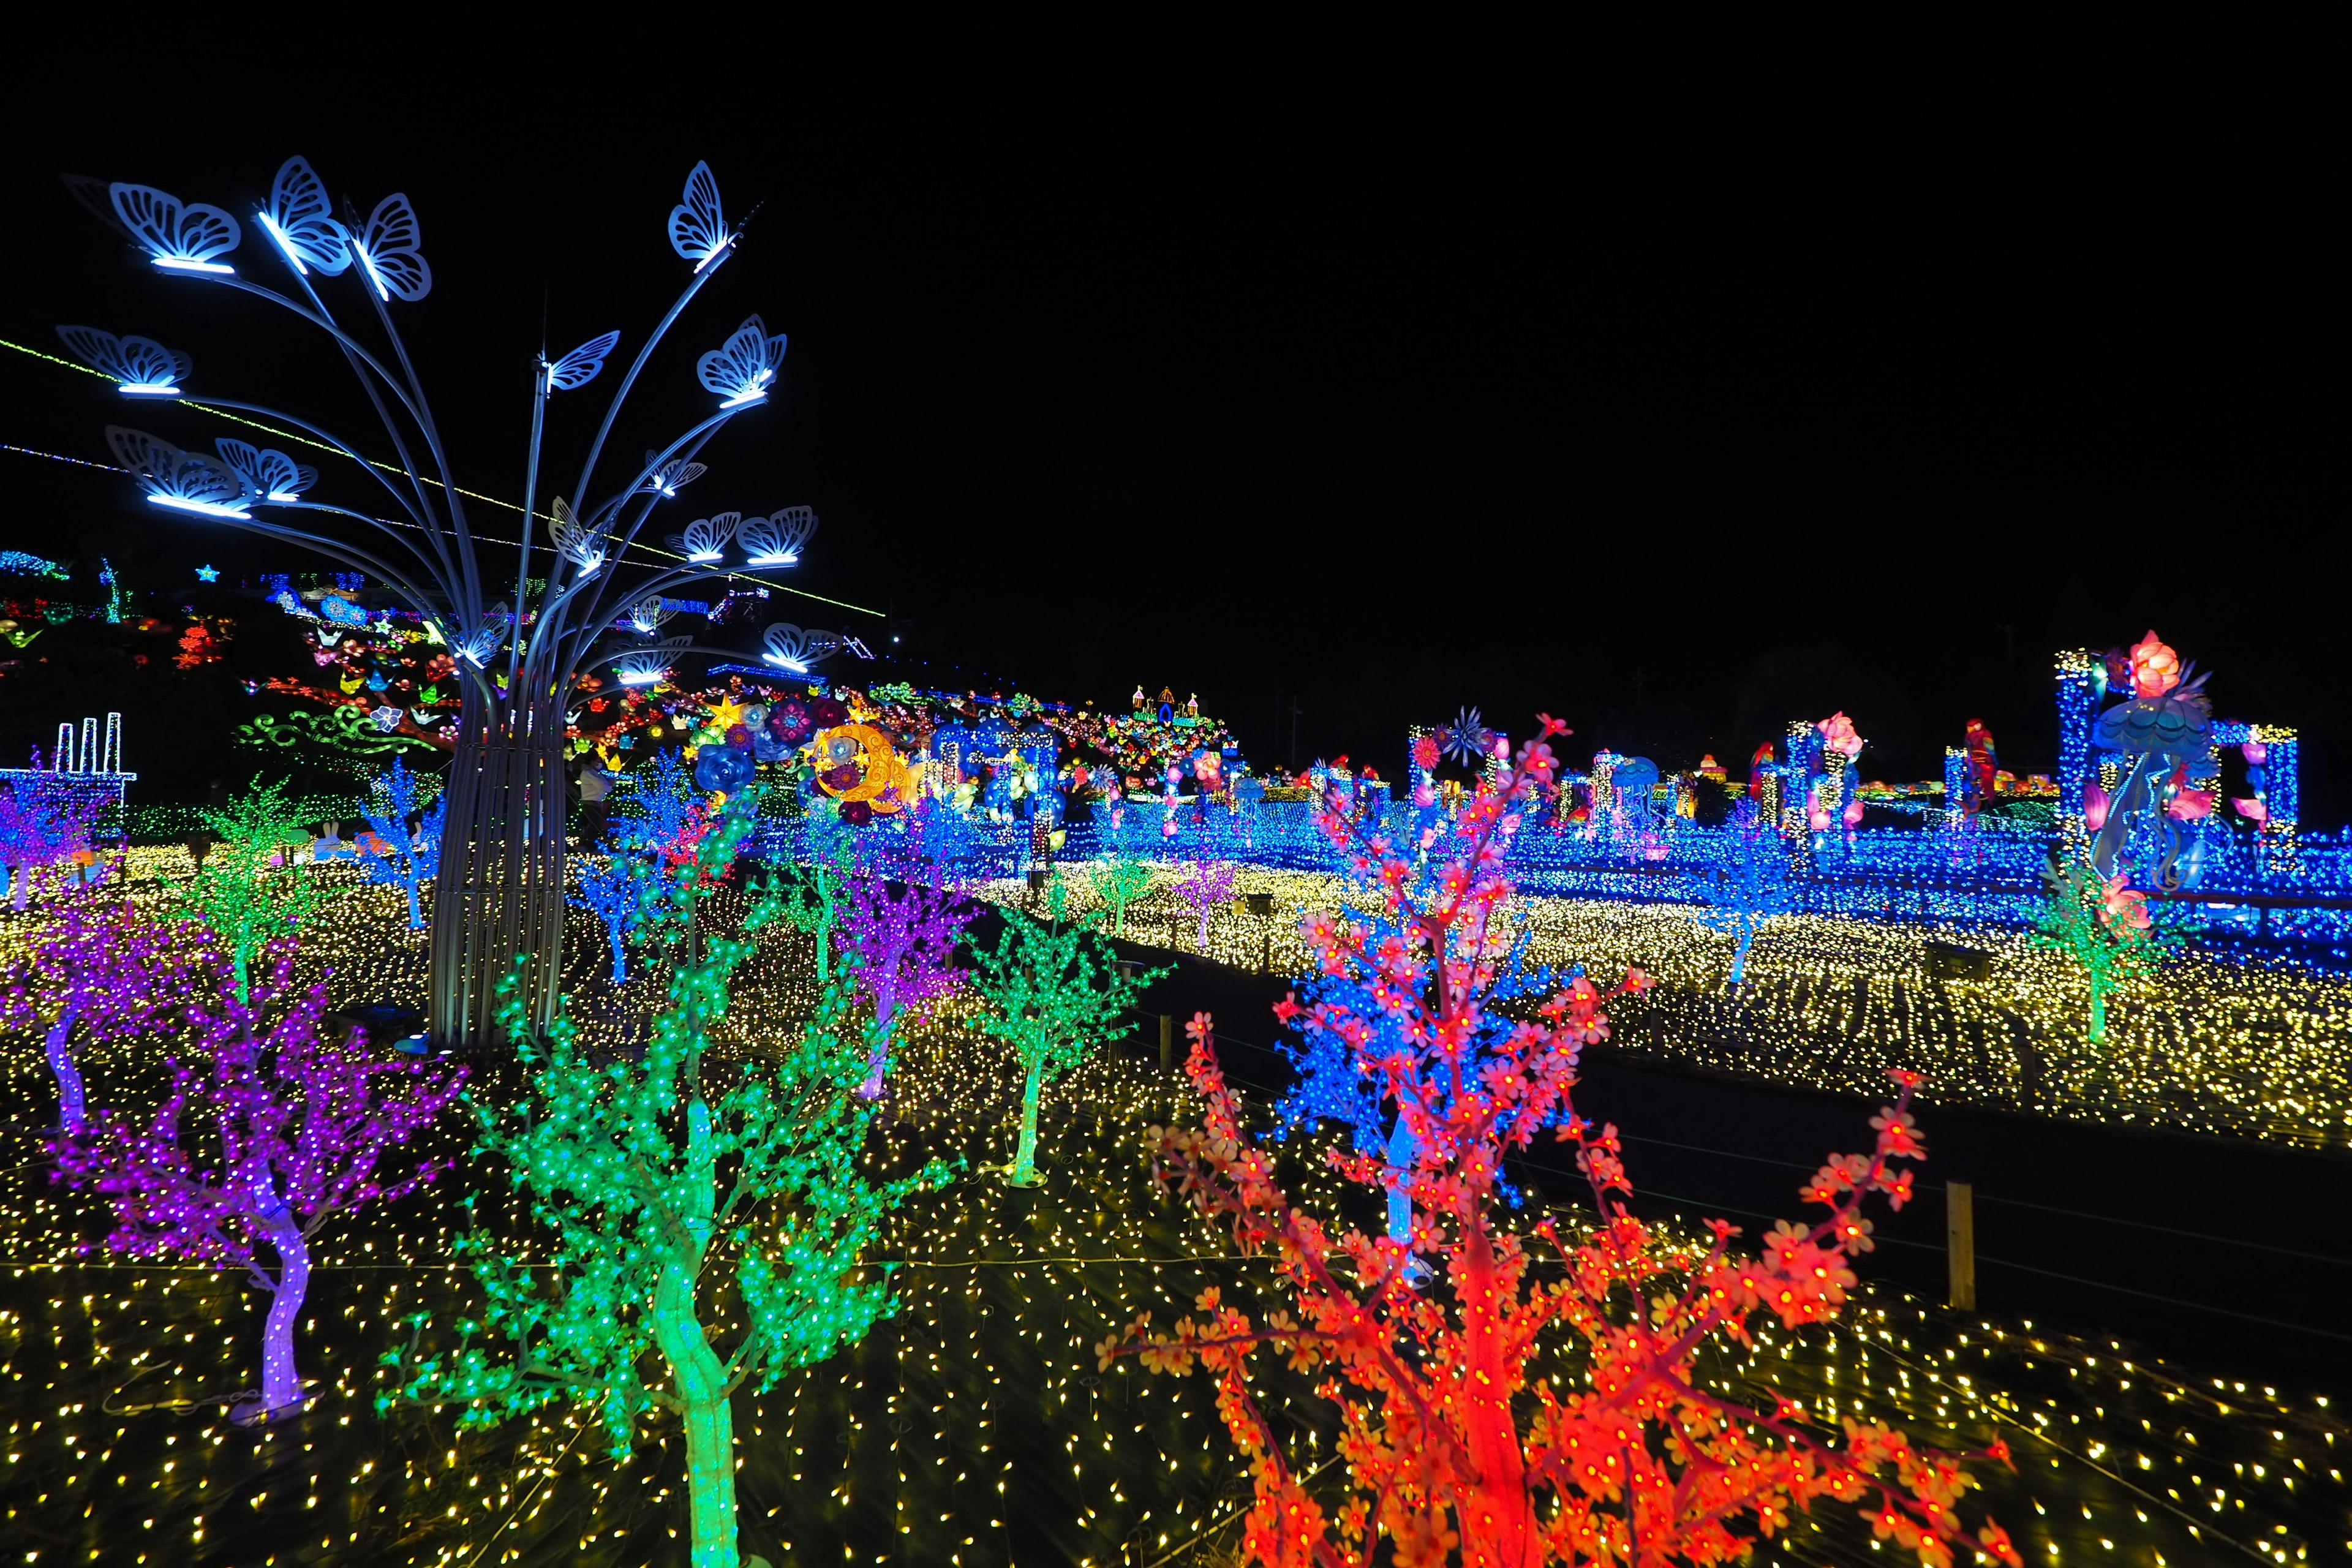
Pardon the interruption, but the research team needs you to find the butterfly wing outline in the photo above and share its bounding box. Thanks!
[261,157,351,275]
[627,596,675,635]
[739,505,818,565]
[547,330,620,392]
[110,183,242,270]
[548,497,609,570]
[354,194,431,301]
[215,439,317,501]
[641,452,709,496]
[696,316,786,405]
[106,426,253,513]
[668,160,731,270]
[57,326,192,391]
[669,513,741,563]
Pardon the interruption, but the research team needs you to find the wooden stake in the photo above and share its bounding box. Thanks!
[1946,1180,1976,1311]
[1158,1013,1174,1072]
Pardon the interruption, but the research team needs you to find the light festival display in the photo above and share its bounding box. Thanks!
[7,145,2352,1568]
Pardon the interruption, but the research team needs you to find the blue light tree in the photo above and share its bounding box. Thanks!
[358,756,445,929]
[57,155,845,1044]
[1690,805,1803,986]
[571,855,644,985]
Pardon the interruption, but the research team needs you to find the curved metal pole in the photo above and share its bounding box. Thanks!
[179,272,454,560]
[552,553,737,680]
[569,249,734,517]
[359,285,482,617]
[189,399,453,592]
[506,360,551,692]
[581,413,738,533]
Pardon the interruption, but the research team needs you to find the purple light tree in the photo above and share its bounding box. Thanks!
[1173,838,1234,951]
[0,783,102,912]
[839,874,972,1098]
[6,895,200,1134]
[45,934,464,1423]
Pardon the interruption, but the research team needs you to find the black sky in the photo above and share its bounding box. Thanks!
[1,24,2343,812]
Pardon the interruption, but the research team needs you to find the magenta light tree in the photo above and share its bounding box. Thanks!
[0,783,102,911]
[1173,837,1235,951]
[838,873,973,1098]
[45,932,464,1423]
[5,895,200,1134]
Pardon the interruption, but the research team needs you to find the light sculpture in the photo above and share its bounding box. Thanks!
[356,756,445,929]
[965,886,1161,1186]
[388,791,946,1568]
[47,927,462,1425]
[171,778,332,1004]
[53,325,189,396]
[58,154,840,1042]
[838,873,972,1098]
[736,505,817,567]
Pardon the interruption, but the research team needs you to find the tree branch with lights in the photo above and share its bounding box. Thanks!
[386,785,951,1568]
[45,927,463,1424]
[173,777,333,1005]
[839,872,972,1099]
[1103,718,2022,1568]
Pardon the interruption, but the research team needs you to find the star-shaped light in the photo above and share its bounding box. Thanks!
[706,695,750,733]
[195,564,220,582]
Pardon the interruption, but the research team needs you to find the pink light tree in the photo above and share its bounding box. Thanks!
[0,783,103,911]
[5,895,201,1134]
[45,933,464,1423]
[839,873,973,1098]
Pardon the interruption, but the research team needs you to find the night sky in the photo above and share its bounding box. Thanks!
[1,28,2342,812]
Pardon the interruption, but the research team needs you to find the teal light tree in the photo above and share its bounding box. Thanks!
[175,778,331,1004]
[2034,851,2174,1045]
[388,788,949,1568]
[1091,851,1154,938]
[967,893,1163,1186]
[779,799,858,984]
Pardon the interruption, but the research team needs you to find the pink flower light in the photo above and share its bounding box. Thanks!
[2128,630,2182,699]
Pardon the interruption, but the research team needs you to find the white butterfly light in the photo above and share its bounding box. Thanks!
[349,194,431,302]
[696,316,786,409]
[736,505,818,568]
[451,608,508,667]
[215,439,317,503]
[668,161,733,273]
[626,596,674,635]
[110,183,241,274]
[545,331,620,393]
[641,453,708,499]
[760,622,841,675]
[666,513,740,565]
[105,426,252,518]
[56,326,190,396]
[549,498,608,576]
[255,157,350,277]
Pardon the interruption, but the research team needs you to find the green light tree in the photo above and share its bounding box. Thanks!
[967,891,1163,1186]
[1091,850,1155,938]
[778,799,859,984]
[173,778,333,1005]
[386,790,950,1568]
[2032,850,2175,1045]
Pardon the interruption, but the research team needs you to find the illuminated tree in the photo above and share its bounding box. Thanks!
[59,153,842,1044]
[388,790,948,1568]
[0,783,101,911]
[967,894,1162,1186]
[174,778,332,1005]
[1105,720,2020,1568]
[570,850,646,985]
[839,873,972,1098]
[1694,807,1802,986]
[1092,850,1155,937]
[5,895,197,1134]
[2034,851,2174,1045]
[1174,840,1235,951]
[779,799,859,986]
[357,755,445,929]
[47,932,463,1423]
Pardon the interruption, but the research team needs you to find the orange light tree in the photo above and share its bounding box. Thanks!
[1104,717,2021,1568]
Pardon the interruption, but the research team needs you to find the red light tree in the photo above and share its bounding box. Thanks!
[1104,718,2020,1568]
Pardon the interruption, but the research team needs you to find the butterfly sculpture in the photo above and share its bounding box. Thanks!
[548,498,608,575]
[760,622,842,674]
[450,608,509,668]
[668,160,734,273]
[697,316,786,408]
[110,183,241,274]
[641,453,708,499]
[736,506,818,567]
[214,440,317,503]
[349,193,431,301]
[104,426,251,518]
[255,157,350,277]
[615,650,674,688]
[55,326,190,396]
[626,596,674,636]
[545,331,620,393]
[667,513,740,565]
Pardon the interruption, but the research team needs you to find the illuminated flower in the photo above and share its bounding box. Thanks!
[840,799,873,826]
[2165,784,2214,821]
[1411,735,1439,771]
[2082,780,2109,831]
[810,695,848,728]
[2128,630,2181,699]
[2232,796,2269,824]
[2098,873,2150,933]
[1817,712,1863,758]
